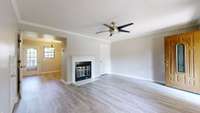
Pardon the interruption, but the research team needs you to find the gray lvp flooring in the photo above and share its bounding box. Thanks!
[14,75,200,113]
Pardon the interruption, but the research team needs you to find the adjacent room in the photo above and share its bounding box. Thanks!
[1,0,200,113]
[20,32,66,79]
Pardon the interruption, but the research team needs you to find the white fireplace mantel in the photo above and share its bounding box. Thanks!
[72,56,96,85]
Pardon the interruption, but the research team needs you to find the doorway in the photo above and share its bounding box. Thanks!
[100,44,111,75]
[17,31,67,97]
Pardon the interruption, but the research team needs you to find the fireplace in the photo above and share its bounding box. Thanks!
[72,56,95,85]
[75,61,91,81]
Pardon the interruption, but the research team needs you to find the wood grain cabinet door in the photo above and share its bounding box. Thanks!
[165,31,200,93]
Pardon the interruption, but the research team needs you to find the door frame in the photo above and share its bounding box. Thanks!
[17,33,22,99]
[165,31,200,94]
[100,44,111,75]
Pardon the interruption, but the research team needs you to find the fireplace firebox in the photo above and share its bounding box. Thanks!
[75,61,92,82]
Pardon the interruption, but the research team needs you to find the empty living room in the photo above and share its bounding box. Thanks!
[1,0,200,113]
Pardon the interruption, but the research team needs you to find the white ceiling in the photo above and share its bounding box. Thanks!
[14,0,200,41]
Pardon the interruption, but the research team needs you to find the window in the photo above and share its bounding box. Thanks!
[26,48,37,70]
[176,43,185,73]
[44,47,55,58]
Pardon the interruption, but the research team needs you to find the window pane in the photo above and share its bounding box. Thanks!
[26,48,37,69]
[176,44,185,72]
[44,47,55,58]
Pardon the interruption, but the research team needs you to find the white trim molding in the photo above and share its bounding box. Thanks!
[111,73,165,84]
[40,70,61,75]
[11,0,21,21]
[23,70,61,76]
[19,20,110,43]
[60,79,72,85]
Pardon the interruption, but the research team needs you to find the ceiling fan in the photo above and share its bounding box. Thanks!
[96,22,134,37]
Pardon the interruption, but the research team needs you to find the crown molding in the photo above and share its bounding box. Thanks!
[10,0,21,21]
[10,0,110,43]
[19,20,111,43]
[111,20,200,43]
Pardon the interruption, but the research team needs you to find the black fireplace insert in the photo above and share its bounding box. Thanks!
[75,61,92,81]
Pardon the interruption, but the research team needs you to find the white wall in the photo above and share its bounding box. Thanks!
[0,0,17,113]
[111,26,199,83]
[66,34,110,82]
[111,36,165,82]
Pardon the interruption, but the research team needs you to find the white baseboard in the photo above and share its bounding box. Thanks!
[60,79,72,85]
[40,70,60,75]
[61,74,165,85]
[111,73,165,84]
[10,96,19,113]
[23,70,60,76]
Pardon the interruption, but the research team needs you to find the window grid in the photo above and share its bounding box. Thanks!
[44,47,55,58]
[26,48,37,69]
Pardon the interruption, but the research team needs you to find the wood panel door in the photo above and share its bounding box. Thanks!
[165,32,200,93]
[193,31,200,93]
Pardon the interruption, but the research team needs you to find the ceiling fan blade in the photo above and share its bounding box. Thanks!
[103,24,114,30]
[96,30,109,34]
[118,23,134,29]
[119,29,130,33]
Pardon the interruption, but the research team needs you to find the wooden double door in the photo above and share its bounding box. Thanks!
[165,31,200,94]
